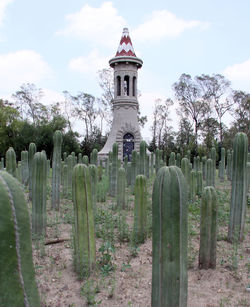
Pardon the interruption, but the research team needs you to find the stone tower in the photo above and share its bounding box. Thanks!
[98,28,143,162]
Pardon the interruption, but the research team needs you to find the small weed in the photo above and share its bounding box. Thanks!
[121,262,131,272]
[98,242,116,276]
[81,279,101,306]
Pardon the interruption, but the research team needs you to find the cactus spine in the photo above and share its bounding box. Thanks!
[117,167,126,209]
[199,186,217,269]
[0,171,40,306]
[32,152,47,236]
[72,164,95,276]
[51,130,62,210]
[133,175,147,244]
[110,143,118,197]
[228,132,248,242]
[152,166,188,307]
[6,147,17,177]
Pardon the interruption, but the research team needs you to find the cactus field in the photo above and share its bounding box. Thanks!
[0,138,249,307]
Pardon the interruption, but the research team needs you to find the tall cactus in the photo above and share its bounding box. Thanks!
[199,186,217,269]
[176,153,181,168]
[62,163,68,198]
[28,142,36,200]
[155,149,160,174]
[32,152,47,236]
[202,156,207,180]
[206,159,214,187]
[169,152,176,166]
[117,167,126,209]
[6,147,17,177]
[0,157,4,170]
[228,132,248,242]
[90,149,98,166]
[226,150,232,181]
[78,152,83,164]
[126,162,132,186]
[110,143,118,197]
[131,150,137,191]
[83,155,89,165]
[133,175,147,244]
[21,150,29,186]
[0,171,40,306]
[72,164,96,276]
[150,152,154,176]
[190,170,197,201]
[181,157,190,185]
[139,140,147,175]
[51,130,62,210]
[66,154,74,195]
[152,166,188,307]
[89,164,98,213]
[197,171,203,197]
[211,147,216,186]
[219,147,225,182]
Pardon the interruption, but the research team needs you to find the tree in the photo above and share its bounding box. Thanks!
[201,117,220,151]
[196,74,232,144]
[173,74,211,148]
[175,116,196,155]
[151,98,173,149]
[12,83,47,124]
[231,90,250,143]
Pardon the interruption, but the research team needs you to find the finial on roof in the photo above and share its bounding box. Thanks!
[115,28,136,57]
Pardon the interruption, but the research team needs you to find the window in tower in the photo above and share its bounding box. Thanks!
[133,76,136,96]
[117,76,121,96]
[124,75,129,96]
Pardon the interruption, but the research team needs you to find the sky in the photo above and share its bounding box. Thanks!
[0,0,250,140]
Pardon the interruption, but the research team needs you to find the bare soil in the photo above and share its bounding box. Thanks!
[31,178,250,307]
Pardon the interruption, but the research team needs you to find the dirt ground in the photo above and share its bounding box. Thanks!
[31,178,250,307]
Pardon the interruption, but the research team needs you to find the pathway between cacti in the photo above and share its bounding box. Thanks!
[31,179,249,307]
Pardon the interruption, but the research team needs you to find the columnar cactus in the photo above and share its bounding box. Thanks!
[0,171,40,306]
[211,147,216,186]
[187,149,191,162]
[21,150,29,186]
[117,167,126,209]
[72,164,96,276]
[90,149,98,166]
[226,150,232,181]
[150,152,154,176]
[206,159,213,187]
[199,186,217,269]
[89,164,98,213]
[219,147,225,182]
[181,157,190,185]
[152,166,188,307]
[133,175,147,244]
[131,150,137,190]
[66,154,74,195]
[6,147,17,178]
[197,171,203,197]
[51,130,62,210]
[83,155,89,165]
[0,157,4,169]
[155,149,160,174]
[32,152,47,236]
[78,152,83,164]
[62,163,68,198]
[190,170,197,200]
[124,155,128,171]
[28,142,36,200]
[176,153,181,168]
[228,132,248,242]
[202,156,207,180]
[110,143,118,197]
[169,152,176,166]
[126,162,132,186]
[63,152,67,161]
[139,141,147,175]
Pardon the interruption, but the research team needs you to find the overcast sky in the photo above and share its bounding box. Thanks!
[0,0,249,139]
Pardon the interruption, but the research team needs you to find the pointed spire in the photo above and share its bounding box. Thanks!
[115,28,136,57]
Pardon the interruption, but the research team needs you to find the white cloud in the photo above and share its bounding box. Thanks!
[223,59,250,91]
[41,89,64,106]
[57,2,126,49]
[0,0,12,26]
[132,10,209,42]
[0,50,52,95]
[68,49,109,76]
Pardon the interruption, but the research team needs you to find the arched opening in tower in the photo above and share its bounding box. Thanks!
[133,76,136,96]
[117,76,121,96]
[123,133,134,161]
[124,75,130,96]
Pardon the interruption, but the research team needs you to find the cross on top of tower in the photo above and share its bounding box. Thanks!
[115,28,136,57]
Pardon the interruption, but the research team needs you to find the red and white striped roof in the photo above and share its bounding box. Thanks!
[115,28,136,57]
